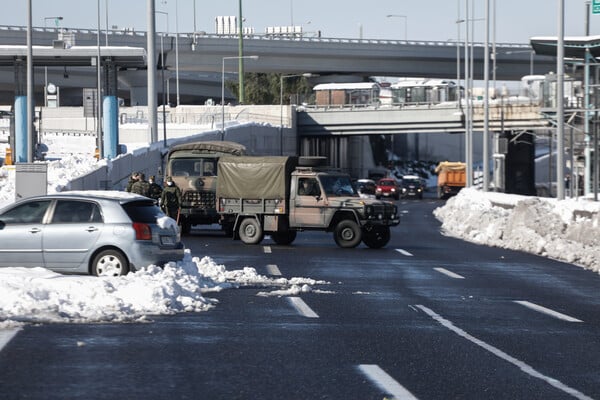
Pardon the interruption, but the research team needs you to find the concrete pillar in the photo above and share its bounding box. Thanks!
[14,60,28,163]
[103,61,119,159]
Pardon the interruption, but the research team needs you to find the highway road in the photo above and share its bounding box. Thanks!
[1,195,599,399]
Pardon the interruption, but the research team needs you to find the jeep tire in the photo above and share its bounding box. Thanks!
[333,220,362,248]
[362,226,391,249]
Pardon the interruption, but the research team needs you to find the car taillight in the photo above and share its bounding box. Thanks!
[133,222,152,240]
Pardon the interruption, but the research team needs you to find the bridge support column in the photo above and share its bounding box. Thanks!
[102,61,119,159]
[13,59,31,163]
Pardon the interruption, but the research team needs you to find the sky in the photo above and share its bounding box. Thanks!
[1,124,600,327]
[0,0,597,45]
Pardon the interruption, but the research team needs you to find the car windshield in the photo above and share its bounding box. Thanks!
[122,201,165,223]
[319,175,357,197]
[378,180,395,187]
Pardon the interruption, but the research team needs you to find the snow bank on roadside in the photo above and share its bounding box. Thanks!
[433,188,600,273]
[0,251,328,326]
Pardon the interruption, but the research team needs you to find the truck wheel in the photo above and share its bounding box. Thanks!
[334,220,362,248]
[239,218,264,245]
[362,226,391,249]
[271,230,297,245]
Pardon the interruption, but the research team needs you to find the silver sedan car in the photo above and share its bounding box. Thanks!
[0,191,185,276]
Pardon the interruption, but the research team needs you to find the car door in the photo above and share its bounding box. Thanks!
[0,199,51,267]
[291,177,326,228]
[42,200,104,270]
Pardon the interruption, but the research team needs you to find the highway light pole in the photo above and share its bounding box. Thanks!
[280,73,315,155]
[221,55,258,140]
[386,14,408,41]
[156,11,168,146]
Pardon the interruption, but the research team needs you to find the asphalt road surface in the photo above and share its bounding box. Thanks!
[1,196,599,400]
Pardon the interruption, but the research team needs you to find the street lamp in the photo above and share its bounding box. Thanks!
[280,73,315,155]
[44,17,63,105]
[221,55,259,140]
[156,11,169,146]
[386,14,407,41]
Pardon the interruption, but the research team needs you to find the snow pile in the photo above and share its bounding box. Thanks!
[0,154,102,209]
[434,188,600,273]
[0,250,328,326]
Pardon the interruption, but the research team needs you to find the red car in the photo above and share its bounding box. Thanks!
[375,178,400,200]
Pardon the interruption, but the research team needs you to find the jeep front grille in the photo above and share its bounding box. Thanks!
[182,191,216,208]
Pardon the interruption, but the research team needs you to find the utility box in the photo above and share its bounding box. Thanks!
[15,163,48,200]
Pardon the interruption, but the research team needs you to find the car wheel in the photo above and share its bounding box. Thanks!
[362,226,391,249]
[92,249,129,277]
[270,230,297,245]
[238,218,264,245]
[333,220,362,248]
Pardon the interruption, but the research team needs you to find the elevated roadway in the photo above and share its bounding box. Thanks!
[297,102,550,136]
[0,25,557,105]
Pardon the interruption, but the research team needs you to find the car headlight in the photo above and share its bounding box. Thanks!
[365,205,374,216]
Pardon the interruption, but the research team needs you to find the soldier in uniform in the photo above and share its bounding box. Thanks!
[160,176,182,220]
[147,175,163,201]
[125,172,139,192]
[131,173,151,197]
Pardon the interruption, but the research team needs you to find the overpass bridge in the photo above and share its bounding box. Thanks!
[0,25,556,105]
[296,101,549,136]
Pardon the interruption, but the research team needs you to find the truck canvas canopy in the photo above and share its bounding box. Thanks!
[217,156,298,199]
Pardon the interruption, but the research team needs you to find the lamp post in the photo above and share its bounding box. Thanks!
[156,11,169,146]
[221,55,259,140]
[44,17,63,106]
[386,14,408,41]
[280,73,315,155]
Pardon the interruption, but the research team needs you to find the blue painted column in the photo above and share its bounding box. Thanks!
[102,61,119,159]
[13,60,28,163]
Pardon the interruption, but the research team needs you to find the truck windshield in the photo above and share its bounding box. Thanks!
[170,158,217,177]
[319,175,357,197]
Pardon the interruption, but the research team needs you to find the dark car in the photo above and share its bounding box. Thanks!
[0,191,185,276]
[400,175,424,199]
[375,178,400,200]
[355,179,377,197]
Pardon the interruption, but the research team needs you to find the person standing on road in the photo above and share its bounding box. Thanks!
[125,172,139,192]
[161,176,182,220]
[147,175,163,202]
[131,173,150,197]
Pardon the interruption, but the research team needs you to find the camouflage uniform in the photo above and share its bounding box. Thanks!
[131,174,151,197]
[160,178,182,219]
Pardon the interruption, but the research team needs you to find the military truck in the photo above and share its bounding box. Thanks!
[164,141,246,234]
[216,156,400,248]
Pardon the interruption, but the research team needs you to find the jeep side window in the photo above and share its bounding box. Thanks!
[298,178,320,196]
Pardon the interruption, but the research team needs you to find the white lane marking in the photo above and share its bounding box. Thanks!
[263,246,272,254]
[434,267,465,279]
[358,364,419,400]
[265,264,282,276]
[395,248,413,257]
[287,297,319,318]
[514,301,583,323]
[0,328,21,352]
[416,305,593,400]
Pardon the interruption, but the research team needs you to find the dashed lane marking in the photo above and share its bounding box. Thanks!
[0,328,21,353]
[287,297,319,318]
[434,267,465,279]
[416,305,592,400]
[266,264,282,276]
[395,248,413,257]
[514,301,583,323]
[263,246,272,254]
[358,364,419,400]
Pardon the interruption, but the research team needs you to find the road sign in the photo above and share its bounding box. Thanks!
[594,0,600,15]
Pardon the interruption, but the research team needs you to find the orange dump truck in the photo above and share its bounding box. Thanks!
[435,161,466,199]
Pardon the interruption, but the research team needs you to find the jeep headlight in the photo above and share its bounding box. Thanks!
[365,205,374,217]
